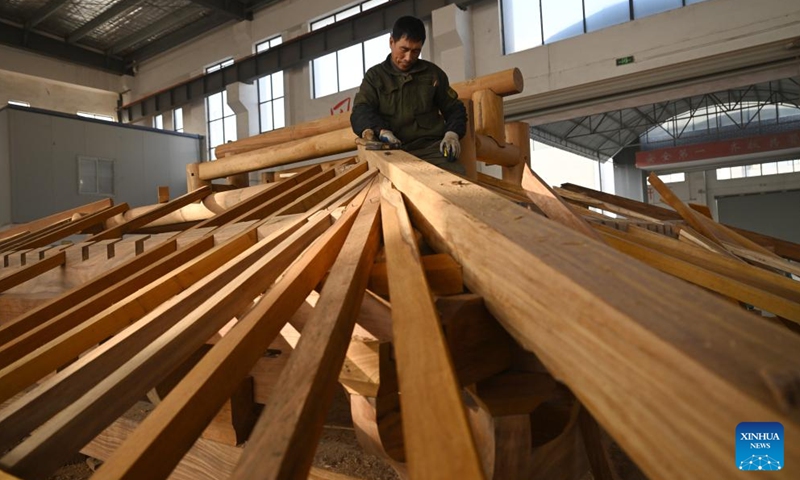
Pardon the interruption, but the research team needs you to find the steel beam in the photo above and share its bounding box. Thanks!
[188,0,252,21]
[0,22,126,75]
[109,6,202,56]
[25,0,70,30]
[67,0,143,44]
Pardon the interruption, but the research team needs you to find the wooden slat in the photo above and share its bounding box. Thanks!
[0,251,66,293]
[0,212,337,478]
[379,179,485,480]
[361,148,800,480]
[722,241,800,278]
[560,183,680,221]
[0,198,113,242]
[232,179,381,479]
[13,203,130,250]
[0,219,72,252]
[599,231,800,324]
[0,239,178,347]
[521,164,602,241]
[89,184,370,480]
[369,253,463,297]
[90,186,211,240]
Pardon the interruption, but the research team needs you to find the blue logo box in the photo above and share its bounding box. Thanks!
[736,422,784,471]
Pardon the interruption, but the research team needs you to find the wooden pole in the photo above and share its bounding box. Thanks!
[475,135,520,167]
[503,122,530,185]
[186,163,210,192]
[198,128,356,181]
[473,90,505,146]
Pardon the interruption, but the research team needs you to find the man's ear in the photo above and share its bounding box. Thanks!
[389,36,395,47]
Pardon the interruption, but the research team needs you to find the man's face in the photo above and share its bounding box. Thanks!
[389,35,423,72]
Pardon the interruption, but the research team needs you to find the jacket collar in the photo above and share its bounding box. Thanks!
[380,55,429,76]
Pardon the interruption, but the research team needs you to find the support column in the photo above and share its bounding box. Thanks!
[227,81,260,186]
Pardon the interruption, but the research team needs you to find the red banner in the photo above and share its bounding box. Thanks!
[636,129,800,168]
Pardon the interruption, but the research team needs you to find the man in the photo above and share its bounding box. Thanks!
[351,16,467,175]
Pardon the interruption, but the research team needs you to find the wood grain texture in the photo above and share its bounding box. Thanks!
[88,185,370,480]
[379,179,485,480]
[232,179,382,480]
[361,148,800,480]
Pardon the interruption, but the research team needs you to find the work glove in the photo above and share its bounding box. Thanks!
[361,129,376,141]
[439,131,461,162]
[379,129,402,147]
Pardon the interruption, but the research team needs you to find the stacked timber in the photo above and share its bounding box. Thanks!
[0,67,798,480]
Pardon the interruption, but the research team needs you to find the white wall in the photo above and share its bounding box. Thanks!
[472,0,800,109]
[0,109,10,227]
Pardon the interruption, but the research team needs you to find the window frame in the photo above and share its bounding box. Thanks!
[205,58,236,160]
[255,36,286,133]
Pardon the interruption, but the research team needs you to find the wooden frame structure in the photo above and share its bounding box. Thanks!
[1,68,799,480]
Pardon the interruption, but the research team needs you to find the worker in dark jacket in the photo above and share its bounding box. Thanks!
[351,16,467,174]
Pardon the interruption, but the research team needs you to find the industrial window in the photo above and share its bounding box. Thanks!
[205,59,236,160]
[256,36,286,133]
[78,156,114,196]
[174,108,184,133]
[77,111,115,121]
[657,172,685,183]
[153,114,163,129]
[310,0,391,98]
[8,100,30,107]
[502,0,709,54]
[716,160,800,181]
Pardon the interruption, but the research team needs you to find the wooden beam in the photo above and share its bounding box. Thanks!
[0,239,178,347]
[86,186,370,480]
[369,253,463,297]
[599,231,800,324]
[379,179,485,479]
[0,212,333,466]
[232,179,382,480]
[0,251,66,294]
[90,186,211,240]
[360,148,800,480]
[559,183,680,222]
[0,198,112,242]
[13,203,130,250]
[521,164,602,241]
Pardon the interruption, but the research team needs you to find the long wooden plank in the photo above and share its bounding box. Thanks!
[0,239,178,347]
[233,180,381,480]
[0,212,337,478]
[90,186,212,240]
[723,241,800,278]
[559,183,681,221]
[521,164,602,241]
[598,230,800,324]
[189,164,325,230]
[0,198,112,242]
[0,251,66,294]
[0,234,242,403]
[361,148,800,480]
[0,219,72,253]
[621,225,800,303]
[82,416,362,480]
[379,179,485,480]
[90,184,370,480]
[0,238,215,373]
[13,203,130,250]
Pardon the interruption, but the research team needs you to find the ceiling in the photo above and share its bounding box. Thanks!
[531,76,800,161]
[0,0,281,75]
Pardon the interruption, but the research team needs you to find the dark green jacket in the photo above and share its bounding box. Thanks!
[351,56,466,151]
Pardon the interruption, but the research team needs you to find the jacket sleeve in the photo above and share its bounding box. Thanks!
[351,69,390,137]
[434,70,467,138]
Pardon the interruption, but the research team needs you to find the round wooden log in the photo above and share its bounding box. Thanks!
[454,68,524,99]
[459,99,478,180]
[214,113,352,158]
[186,163,210,192]
[475,134,521,167]
[473,90,505,146]
[503,122,530,185]
[198,128,356,181]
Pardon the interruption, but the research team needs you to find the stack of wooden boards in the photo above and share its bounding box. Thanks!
[0,67,798,480]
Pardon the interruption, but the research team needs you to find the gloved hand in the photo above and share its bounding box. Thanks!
[361,128,376,141]
[439,131,461,161]
[379,129,402,147]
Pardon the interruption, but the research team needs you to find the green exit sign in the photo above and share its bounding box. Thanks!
[616,55,635,66]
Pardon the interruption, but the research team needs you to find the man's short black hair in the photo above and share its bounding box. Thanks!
[392,16,426,44]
